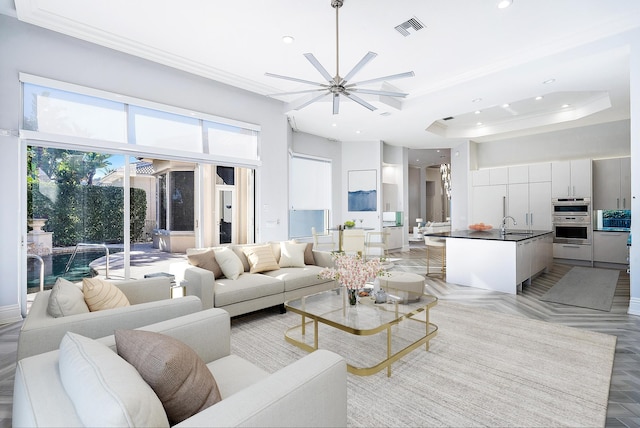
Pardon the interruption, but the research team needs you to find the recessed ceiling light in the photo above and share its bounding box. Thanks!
[561,104,570,108]
[474,110,481,114]
[502,103,510,108]
[535,96,543,100]
[476,122,483,126]
[355,130,361,134]
[543,78,556,84]
[497,0,513,9]
[282,36,295,44]
[472,98,483,103]
[331,123,337,127]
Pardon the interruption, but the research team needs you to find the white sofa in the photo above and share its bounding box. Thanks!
[13,308,348,427]
[17,277,203,360]
[171,243,336,317]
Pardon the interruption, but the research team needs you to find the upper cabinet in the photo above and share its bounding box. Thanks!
[593,157,631,210]
[551,159,592,198]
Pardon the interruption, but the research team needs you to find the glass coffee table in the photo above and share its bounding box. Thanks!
[284,288,438,377]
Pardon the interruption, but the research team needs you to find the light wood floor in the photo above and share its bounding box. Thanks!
[0,245,638,427]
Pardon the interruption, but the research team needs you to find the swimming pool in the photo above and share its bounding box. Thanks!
[27,250,122,292]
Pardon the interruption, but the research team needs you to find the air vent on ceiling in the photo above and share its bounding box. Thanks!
[442,116,454,121]
[394,17,425,37]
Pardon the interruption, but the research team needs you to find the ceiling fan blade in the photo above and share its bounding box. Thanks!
[266,88,330,97]
[265,72,327,87]
[294,91,331,111]
[303,53,334,83]
[350,88,409,98]
[343,93,377,111]
[342,51,377,84]
[350,71,415,87]
[333,94,340,115]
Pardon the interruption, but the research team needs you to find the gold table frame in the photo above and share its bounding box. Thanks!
[284,289,438,377]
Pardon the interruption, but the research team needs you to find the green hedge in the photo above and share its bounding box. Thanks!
[28,183,147,247]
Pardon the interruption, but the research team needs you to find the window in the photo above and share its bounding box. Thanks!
[129,106,202,153]
[289,155,332,238]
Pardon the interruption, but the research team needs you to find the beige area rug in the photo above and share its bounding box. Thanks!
[230,301,616,427]
[540,266,620,311]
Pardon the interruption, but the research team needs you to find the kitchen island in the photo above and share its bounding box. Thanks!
[427,229,553,294]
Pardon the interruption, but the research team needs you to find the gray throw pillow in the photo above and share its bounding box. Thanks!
[115,329,222,425]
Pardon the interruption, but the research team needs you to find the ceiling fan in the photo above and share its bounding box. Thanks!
[265,0,414,114]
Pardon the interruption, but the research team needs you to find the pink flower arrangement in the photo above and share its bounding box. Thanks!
[319,253,387,290]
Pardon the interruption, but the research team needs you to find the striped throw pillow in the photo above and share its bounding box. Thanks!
[242,244,280,273]
[82,277,130,312]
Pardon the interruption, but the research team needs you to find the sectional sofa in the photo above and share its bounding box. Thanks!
[170,241,336,317]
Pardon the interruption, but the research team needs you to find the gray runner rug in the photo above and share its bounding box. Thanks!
[540,266,620,311]
[230,301,615,427]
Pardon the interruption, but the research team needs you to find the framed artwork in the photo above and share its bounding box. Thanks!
[348,169,377,211]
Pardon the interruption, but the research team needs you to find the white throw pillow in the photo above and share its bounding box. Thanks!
[212,247,245,280]
[59,332,169,428]
[279,241,307,267]
[47,277,89,318]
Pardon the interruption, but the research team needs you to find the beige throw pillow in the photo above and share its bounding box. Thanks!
[47,277,90,318]
[82,277,130,312]
[115,329,221,425]
[279,241,307,267]
[304,242,316,265]
[212,247,245,280]
[243,244,280,273]
[187,249,223,279]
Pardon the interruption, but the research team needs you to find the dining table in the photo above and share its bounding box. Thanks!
[328,226,374,252]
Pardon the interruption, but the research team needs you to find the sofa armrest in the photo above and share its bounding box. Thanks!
[183,266,215,310]
[17,296,202,361]
[176,350,347,428]
[116,277,172,305]
[312,250,335,268]
[97,308,231,363]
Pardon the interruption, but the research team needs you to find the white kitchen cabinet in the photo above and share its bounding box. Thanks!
[516,239,533,284]
[551,159,592,198]
[508,180,552,231]
[593,157,631,210]
[517,234,553,286]
[553,243,592,261]
[471,185,507,228]
[593,231,630,264]
[472,167,508,186]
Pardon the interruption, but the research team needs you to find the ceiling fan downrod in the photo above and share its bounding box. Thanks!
[332,0,343,82]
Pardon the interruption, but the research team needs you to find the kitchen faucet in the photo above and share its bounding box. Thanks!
[500,216,517,235]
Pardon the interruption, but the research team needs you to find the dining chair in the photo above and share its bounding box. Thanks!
[342,229,365,257]
[311,227,336,251]
[364,231,389,261]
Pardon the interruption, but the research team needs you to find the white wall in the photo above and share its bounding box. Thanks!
[475,119,630,168]
[629,30,640,316]
[342,141,382,229]
[0,15,289,322]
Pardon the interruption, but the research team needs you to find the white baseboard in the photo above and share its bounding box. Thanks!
[628,297,640,316]
[0,304,23,325]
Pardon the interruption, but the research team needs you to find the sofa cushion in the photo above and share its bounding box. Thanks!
[187,249,223,279]
[279,241,307,268]
[82,277,131,311]
[212,247,245,280]
[59,332,169,428]
[115,329,221,425]
[47,277,89,318]
[214,274,284,307]
[262,265,329,292]
[304,243,316,265]
[243,244,280,273]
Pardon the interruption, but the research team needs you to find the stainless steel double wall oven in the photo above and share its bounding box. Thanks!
[552,197,592,245]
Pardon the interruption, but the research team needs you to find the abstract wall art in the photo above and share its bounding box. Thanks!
[348,169,377,211]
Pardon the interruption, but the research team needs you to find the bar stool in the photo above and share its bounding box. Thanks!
[424,236,446,278]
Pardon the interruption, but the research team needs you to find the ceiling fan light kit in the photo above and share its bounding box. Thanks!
[266,0,414,114]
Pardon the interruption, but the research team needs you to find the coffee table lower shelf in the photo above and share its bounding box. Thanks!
[284,305,438,377]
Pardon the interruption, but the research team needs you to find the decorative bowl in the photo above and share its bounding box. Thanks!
[469,223,493,231]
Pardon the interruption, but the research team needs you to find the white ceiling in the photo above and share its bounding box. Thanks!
[5,0,640,163]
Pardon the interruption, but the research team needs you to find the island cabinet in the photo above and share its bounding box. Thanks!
[593,157,631,210]
[551,159,592,198]
[446,231,553,295]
